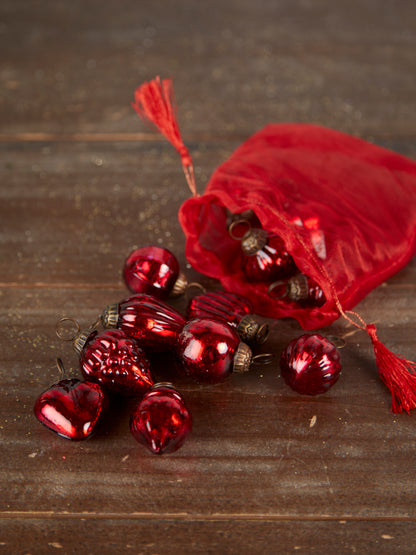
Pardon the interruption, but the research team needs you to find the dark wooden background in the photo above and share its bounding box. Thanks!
[1,1,416,553]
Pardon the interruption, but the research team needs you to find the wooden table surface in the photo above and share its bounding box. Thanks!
[1,1,416,553]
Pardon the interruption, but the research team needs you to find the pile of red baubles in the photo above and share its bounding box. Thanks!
[34,217,341,455]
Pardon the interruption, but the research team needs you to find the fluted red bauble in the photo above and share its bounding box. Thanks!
[123,246,180,299]
[130,384,192,454]
[187,291,252,327]
[34,378,108,440]
[103,294,186,352]
[79,329,153,395]
[280,334,341,395]
[175,318,241,383]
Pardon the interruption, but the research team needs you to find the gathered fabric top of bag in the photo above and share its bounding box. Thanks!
[179,123,416,329]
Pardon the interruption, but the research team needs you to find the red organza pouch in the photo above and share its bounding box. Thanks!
[132,77,416,413]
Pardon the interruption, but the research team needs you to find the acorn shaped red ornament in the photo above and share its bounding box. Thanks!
[130,383,192,455]
[34,377,108,440]
[123,246,188,299]
[102,293,186,352]
[187,291,269,345]
[74,328,154,396]
[175,318,257,384]
[280,334,341,395]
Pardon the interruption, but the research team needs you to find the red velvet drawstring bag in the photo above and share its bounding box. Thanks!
[132,77,416,413]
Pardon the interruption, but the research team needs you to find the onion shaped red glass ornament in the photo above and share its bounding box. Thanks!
[230,225,296,283]
[175,318,262,384]
[187,291,269,345]
[74,328,154,396]
[280,334,341,395]
[269,274,326,307]
[102,293,186,352]
[34,377,108,440]
[130,383,192,455]
[123,246,188,299]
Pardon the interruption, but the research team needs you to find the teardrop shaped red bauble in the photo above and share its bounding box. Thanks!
[103,294,186,352]
[175,318,242,383]
[79,329,154,396]
[34,378,108,440]
[280,334,341,395]
[123,246,181,299]
[130,384,192,455]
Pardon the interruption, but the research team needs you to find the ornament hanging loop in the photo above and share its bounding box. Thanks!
[228,219,252,241]
[251,353,275,366]
[184,281,206,303]
[267,280,288,300]
[327,336,347,349]
[56,357,67,378]
[56,317,81,342]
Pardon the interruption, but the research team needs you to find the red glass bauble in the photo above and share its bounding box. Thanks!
[79,329,153,395]
[123,246,180,299]
[241,231,296,282]
[269,274,326,307]
[103,294,186,352]
[298,276,326,307]
[175,318,242,383]
[130,383,192,455]
[34,378,108,440]
[187,291,252,327]
[280,334,341,395]
[187,291,269,345]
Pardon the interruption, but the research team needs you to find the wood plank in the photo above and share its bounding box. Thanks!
[1,140,416,286]
[1,517,415,554]
[2,285,416,518]
[1,1,416,136]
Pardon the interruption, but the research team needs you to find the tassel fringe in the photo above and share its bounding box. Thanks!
[131,76,198,197]
[366,324,416,414]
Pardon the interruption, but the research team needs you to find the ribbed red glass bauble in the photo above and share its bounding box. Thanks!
[34,378,108,440]
[187,291,269,345]
[79,329,153,395]
[102,294,186,352]
[280,334,341,395]
[175,318,243,383]
[123,246,180,299]
[130,383,192,455]
[241,231,296,282]
[187,291,252,327]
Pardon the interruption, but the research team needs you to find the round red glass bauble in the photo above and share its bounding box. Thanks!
[123,246,180,299]
[242,233,296,282]
[175,318,241,383]
[280,334,341,395]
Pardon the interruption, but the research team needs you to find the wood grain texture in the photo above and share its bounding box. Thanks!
[1,0,416,553]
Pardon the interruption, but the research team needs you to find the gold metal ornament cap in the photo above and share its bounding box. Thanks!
[288,274,309,302]
[170,271,189,297]
[237,315,269,345]
[233,342,253,373]
[241,228,269,256]
[73,329,94,356]
[102,303,119,328]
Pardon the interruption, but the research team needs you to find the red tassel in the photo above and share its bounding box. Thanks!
[132,76,198,197]
[366,324,416,414]
[290,228,416,414]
